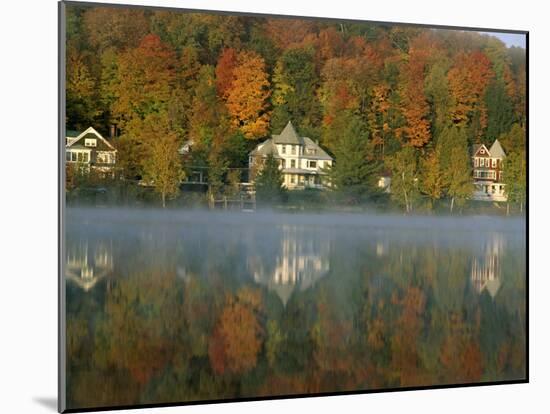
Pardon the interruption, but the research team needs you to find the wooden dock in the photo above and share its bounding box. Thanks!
[209,195,256,211]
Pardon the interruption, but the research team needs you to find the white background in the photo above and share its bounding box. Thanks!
[0,0,546,412]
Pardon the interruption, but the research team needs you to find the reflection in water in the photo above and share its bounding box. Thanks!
[248,226,330,305]
[471,234,503,298]
[64,209,526,410]
[66,239,114,291]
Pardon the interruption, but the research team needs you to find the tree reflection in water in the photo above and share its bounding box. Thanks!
[65,209,526,409]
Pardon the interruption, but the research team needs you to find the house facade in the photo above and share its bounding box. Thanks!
[249,121,333,190]
[65,127,117,175]
[472,139,507,202]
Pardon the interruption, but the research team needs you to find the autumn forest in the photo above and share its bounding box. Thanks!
[65,5,527,213]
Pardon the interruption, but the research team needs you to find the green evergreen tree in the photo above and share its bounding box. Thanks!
[485,79,515,142]
[499,123,525,155]
[271,48,321,138]
[255,154,286,204]
[503,150,526,214]
[325,113,380,203]
[424,58,452,143]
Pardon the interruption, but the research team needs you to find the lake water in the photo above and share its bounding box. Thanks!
[65,208,526,410]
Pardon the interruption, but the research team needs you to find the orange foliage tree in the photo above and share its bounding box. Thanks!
[447,51,493,137]
[439,312,483,383]
[208,287,264,375]
[215,48,238,100]
[399,36,433,147]
[390,286,428,386]
[264,18,317,50]
[225,51,271,139]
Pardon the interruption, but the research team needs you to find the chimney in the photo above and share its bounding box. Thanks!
[109,124,117,140]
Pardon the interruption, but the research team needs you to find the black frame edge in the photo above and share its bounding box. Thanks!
[59,1,67,413]
[62,0,528,35]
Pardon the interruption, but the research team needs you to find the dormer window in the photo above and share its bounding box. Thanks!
[85,138,97,147]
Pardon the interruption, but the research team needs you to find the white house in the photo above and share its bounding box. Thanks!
[247,226,330,306]
[65,127,117,175]
[472,139,507,202]
[470,235,503,299]
[249,121,333,190]
[66,240,114,292]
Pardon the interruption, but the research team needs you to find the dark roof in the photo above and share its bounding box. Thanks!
[67,127,116,152]
[249,140,281,158]
[273,121,303,145]
[66,130,80,138]
[472,140,506,158]
[302,137,332,160]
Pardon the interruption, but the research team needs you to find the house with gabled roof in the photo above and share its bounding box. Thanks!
[65,127,117,175]
[472,139,507,202]
[249,121,333,190]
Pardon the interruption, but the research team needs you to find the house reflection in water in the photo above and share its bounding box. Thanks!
[471,234,503,298]
[248,226,330,305]
[66,240,114,291]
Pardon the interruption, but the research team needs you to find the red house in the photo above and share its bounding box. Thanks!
[472,139,507,202]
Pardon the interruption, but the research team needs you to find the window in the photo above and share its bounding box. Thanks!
[492,159,497,168]
[281,145,286,154]
[480,158,484,167]
[77,152,83,162]
[85,138,97,147]
[492,185,496,194]
[474,158,479,167]
[83,153,89,163]
[98,152,108,163]
[291,145,296,155]
[71,152,77,162]
[290,175,295,184]
[309,161,317,169]
[66,152,71,162]
[474,170,496,179]
[291,159,296,168]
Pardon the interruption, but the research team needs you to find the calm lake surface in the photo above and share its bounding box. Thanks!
[65,208,526,409]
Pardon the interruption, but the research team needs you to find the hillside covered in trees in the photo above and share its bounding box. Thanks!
[65,5,527,213]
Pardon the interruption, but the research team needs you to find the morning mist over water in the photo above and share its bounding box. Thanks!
[65,207,526,408]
